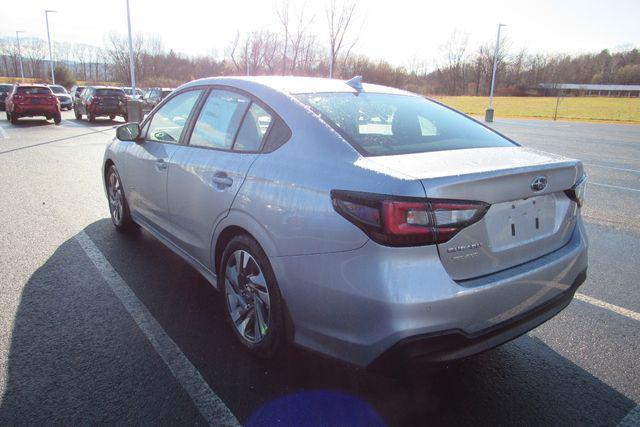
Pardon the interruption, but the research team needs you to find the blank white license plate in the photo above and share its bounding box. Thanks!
[485,194,557,251]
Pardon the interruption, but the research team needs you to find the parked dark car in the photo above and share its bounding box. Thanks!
[70,85,86,106]
[5,84,61,125]
[48,85,73,110]
[75,86,128,122]
[0,84,13,111]
[141,87,174,112]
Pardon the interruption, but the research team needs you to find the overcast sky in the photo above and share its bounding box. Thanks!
[2,0,639,67]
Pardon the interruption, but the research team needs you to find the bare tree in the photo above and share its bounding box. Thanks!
[439,30,469,95]
[275,0,290,75]
[325,0,358,78]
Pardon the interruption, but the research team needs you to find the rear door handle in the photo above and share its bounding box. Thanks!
[155,158,168,171]
[211,174,233,189]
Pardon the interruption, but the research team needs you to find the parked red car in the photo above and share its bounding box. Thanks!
[5,84,61,125]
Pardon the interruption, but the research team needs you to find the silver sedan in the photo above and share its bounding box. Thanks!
[102,76,588,369]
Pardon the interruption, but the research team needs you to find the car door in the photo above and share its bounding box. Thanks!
[165,88,275,267]
[80,88,92,114]
[125,88,204,235]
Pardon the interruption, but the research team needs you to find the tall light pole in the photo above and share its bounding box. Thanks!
[15,31,25,80]
[485,23,506,122]
[45,10,56,84]
[126,0,136,93]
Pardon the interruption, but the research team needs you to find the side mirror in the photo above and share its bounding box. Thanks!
[116,122,141,142]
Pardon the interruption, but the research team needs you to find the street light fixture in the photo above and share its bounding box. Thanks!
[16,31,25,80]
[126,0,137,94]
[485,23,507,123]
[45,9,56,84]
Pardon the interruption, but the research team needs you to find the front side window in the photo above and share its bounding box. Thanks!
[234,103,273,152]
[189,90,250,150]
[146,90,202,143]
[295,93,515,156]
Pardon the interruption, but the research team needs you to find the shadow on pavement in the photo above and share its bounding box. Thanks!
[0,219,636,425]
[3,118,56,128]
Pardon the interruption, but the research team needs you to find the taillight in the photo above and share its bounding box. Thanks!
[565,175,587,208]
[14,95,24,102]
[331,190,489,246]
[91,96,100,104]
[47,95,57,103]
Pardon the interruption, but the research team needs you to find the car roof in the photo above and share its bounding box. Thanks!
[181,76,417,96]
[17,83,49,88]
[89,86,124,90]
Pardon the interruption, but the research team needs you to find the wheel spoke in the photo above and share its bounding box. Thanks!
[248,273,270,309]
[225,264,240,291]
[254,296,269,337]
[235,306,254,337]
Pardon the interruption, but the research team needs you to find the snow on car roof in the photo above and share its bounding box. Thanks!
[183,75,417,96]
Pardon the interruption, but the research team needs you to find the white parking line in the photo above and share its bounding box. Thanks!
[589,182,640,193]
[575,293,640,322]
[74,231,239,426]
[0,126,8,139]
[618,405,640,427]
[585,163,640,174]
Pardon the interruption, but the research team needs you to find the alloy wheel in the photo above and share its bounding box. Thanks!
[225,250,271,343]
[107,170,124,225]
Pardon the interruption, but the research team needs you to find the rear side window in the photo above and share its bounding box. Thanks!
[0,84,12,92]
[146,90,203,143]
[17,87,52,95]
[295,93,515,156]
[189,90,250,150]
[234,103,272,152]
[262,118,291,152]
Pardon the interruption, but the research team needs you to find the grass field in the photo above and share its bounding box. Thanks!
[434,96,640,123]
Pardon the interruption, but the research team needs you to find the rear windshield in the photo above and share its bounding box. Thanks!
[49,86,67,94]
[295,93,515,156]
[96,89,125,96]
[0,84,12,92]
[17,87,52,95]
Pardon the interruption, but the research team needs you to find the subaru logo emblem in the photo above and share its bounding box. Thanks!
[530,176,547,192]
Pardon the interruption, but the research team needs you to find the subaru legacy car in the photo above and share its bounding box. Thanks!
[102,76,587,368]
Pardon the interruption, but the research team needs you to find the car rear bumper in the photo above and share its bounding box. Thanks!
[14,105,59,115]
[90,106,125,115]
[270,217,588,368]
[368,268,586,370]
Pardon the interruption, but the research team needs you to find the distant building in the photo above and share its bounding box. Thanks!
[537,83,640,97]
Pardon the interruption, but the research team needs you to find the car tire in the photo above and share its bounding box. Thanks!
[53,113,61,125]
[106,165,137,233]
[123,113,129,122]
[5,111,10,121]
[88,113,96,123]
[220,235,284,358]
[74,109,82,120]
[10,112,18,124]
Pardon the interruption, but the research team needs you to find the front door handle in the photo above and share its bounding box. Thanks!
[211,174,233,189]
[155,158,168,171]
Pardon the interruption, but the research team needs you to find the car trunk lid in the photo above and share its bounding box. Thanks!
[365,146,583,280]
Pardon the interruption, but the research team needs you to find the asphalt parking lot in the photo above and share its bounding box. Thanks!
[0,111,638,425]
